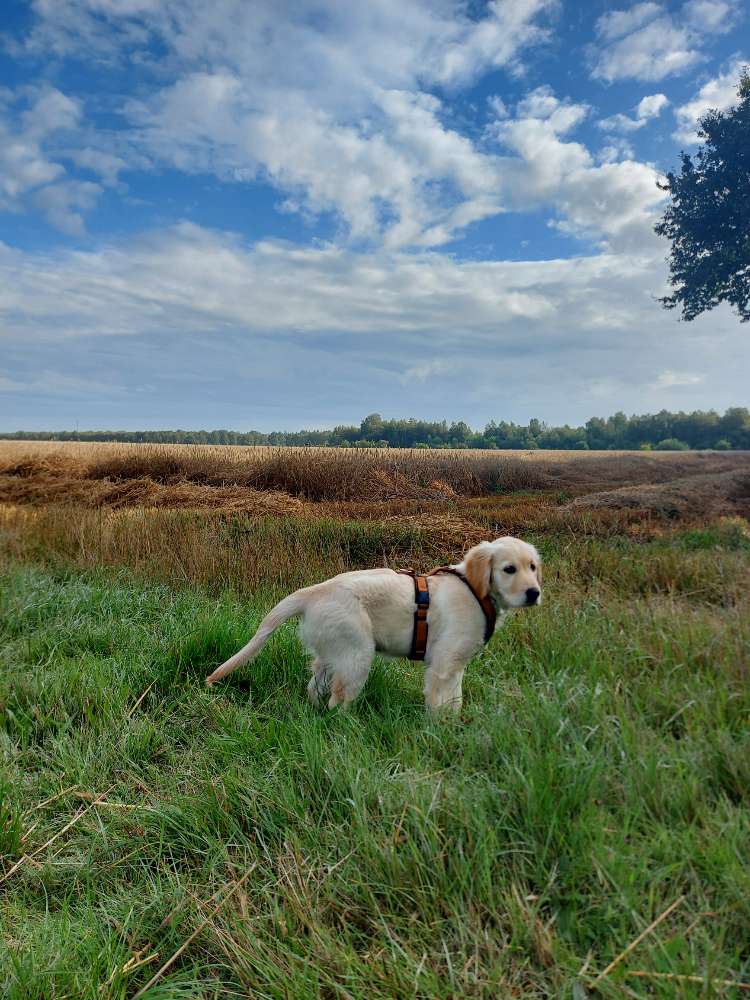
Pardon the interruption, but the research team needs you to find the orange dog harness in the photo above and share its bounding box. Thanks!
[397,567,497,660]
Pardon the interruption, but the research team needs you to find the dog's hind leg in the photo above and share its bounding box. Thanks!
[326,646,374,710]
[300,594,375,710]
[306,658,330,707]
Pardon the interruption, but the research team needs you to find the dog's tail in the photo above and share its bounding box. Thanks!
[205,589,309,686]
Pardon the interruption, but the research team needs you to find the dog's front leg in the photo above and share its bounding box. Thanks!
[423,655,468,713]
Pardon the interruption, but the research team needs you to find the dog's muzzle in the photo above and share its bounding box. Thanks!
[525,587,540,605]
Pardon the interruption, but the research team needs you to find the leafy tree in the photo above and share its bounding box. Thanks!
[359,413,384,437]
[655,70,750,322]
[718,406,750,448]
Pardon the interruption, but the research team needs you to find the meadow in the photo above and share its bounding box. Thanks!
[1,441,749,998]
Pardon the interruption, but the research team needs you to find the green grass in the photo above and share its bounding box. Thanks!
[1,531,749,998]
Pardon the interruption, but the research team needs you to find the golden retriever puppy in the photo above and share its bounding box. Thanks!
[205,536,541,712]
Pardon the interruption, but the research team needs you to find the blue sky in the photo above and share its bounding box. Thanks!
[0,0,748,431]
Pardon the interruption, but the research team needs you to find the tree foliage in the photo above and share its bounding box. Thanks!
[4,407,750,450]
[655,70,750,322]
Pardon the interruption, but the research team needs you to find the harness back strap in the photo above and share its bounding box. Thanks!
[397,566,497,661]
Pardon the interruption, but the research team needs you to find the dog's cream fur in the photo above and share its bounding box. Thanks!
[205,536,541,712]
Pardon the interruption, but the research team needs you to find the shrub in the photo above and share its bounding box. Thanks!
[654,438,691,451]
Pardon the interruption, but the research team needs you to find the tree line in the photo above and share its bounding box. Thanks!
[3,408,749,450]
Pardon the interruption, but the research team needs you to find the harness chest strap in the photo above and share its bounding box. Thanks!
[397,566,497,661]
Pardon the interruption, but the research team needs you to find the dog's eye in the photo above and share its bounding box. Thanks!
[503,565,516,574]
[530,563,536,571]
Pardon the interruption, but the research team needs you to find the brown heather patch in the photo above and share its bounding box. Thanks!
[0,473,304,516]
[564,469,750,520]
[529,449,750,490]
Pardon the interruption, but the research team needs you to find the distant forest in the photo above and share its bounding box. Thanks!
[3,408,749,451]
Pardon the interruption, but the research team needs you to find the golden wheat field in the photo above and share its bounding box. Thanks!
[1,438,749,593]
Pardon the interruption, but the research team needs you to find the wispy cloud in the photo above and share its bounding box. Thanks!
[0,223,745,426]
[652,370,704,388]
[590,0,738,82]
[399,359,452,383]
[0,85,103,234]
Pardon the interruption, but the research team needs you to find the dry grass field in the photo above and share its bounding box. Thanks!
[1,441,748,591]
[1,440,749,997]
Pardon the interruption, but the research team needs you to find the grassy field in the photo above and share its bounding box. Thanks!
[1,443,749,997]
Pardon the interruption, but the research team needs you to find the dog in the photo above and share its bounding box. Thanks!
[205,536,542,712]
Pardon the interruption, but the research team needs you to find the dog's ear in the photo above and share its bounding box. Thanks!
[536,560,543,586]
[464,542,493,598]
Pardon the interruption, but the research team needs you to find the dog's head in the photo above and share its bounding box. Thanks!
[463,536,542,610]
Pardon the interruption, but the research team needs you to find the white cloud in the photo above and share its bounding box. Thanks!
[0,85,105,233]
[594,18,699,82]
[595,3,662,43]
[0,221,658,347]
[2,224,746,428]
[21,86,81,139]
[23,0,555,89]
[599,92,669,132]
[108,21,662,251]
[673,57,747,141]
[637,93,670,119]
[486,95,509,120]
[683,0,737,32]
[33,179,102,236]
[0,87,78,204]
[71,147,129,187]
[491,89,665,251]
[591,1,737,82]
[597,140,635,163]
[652,370,704,388]
[0,369,124,396]
[0,223,564,340]
[13,0,560,248]
[16,0,160,60]
[400,359,452,383]
[6,4,666,252]
[422,0,555,86]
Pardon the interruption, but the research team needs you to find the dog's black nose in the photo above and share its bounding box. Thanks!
[525,587,540,605]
